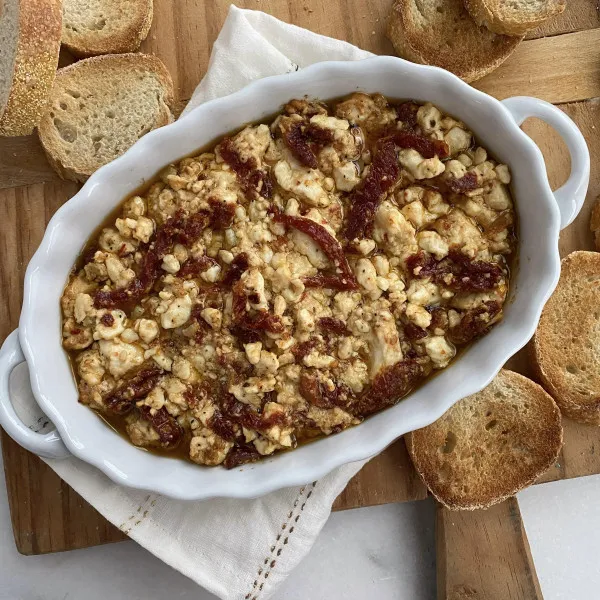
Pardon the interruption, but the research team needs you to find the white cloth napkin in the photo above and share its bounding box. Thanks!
[17,6,382,600]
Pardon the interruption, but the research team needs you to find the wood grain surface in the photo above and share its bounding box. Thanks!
[1,0,600,556]
[436,499,543,600]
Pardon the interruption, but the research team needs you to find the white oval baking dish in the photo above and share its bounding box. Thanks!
[0,56,590,500]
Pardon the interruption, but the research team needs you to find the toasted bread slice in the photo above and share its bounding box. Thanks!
[590,197,600,251]
[0,0,62,136]
[533,251,600,425]
[38,53,174,182]
[386,0,522,83]
[464,0,566,36]
[62,0,153,57]
[406,370,562,510]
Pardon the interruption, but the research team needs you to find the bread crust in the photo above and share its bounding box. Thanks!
[386,0,522,83]
[533,251,600,425]
[62,0,153,57]
[406,370,562,510]
[464,0,566,37]
[38,53,174,182]
[0,0,62,136]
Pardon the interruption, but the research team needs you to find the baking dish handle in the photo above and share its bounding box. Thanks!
[502,96,590,230]
[0,330,70,459]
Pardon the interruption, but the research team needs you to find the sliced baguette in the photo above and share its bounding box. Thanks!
[533,251,600,425]
[464,0,566,36]
[0,0,62,136]
[406,370,562,510]
[386,0,522,83]
[62,0,153,57]
[38,53,173,182]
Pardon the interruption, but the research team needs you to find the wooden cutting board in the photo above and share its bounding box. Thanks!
[1,0,600,556]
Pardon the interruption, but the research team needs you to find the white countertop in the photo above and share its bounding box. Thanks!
[1,452,598,599]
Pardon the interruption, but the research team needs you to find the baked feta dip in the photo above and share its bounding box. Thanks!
[61,93,515,468]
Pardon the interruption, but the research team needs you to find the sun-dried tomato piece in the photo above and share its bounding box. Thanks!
[445,250,504,292]
[299,372,353,409]
[81,245,98,267]
[99,312,114,326]
[94,211,209,311]
[428,307,449,333]
[281,121,335,169]
[224,445,262,469]
[105,365,164,414]
[352,359,429,416]
[219,137,272,199]
[345,137,400,240]
[446,171,478,194]
[94,288,130,310]
[292,338,319,361]
[404,323,428,341]
[209,409,238,441]
[222,252,250,285]
[406,251,503,292]
[274,213,357,288]
[240,311,285,334]
[231,278,284,335]
[208,199,236,229]
[219,393,287,434]
[318,317,349,335]
[139,406,183,449]
[219,137,256,179]
[448,301,501,345]
[303,274,359,291]
[406,251,443,279]
[391,131,449,159]
[394,101,420,130]
[179,255,218,278]
[248,169,273,199]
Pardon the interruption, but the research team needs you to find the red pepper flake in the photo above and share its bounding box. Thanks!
[281,121,334,169]
[446,171,478,194]
[345,137,399,241]
[273,212,358,289]
[105,365,164,415]
[391,131,449,159]
[179,255,218,278]
[448,301,501,345]
[318,317,349,336]
[139,405,183,449]
[352,359,428,416]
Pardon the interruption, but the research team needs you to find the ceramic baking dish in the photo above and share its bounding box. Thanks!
[0,57,589,500]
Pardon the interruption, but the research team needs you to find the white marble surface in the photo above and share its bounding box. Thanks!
[0,450,598,599]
